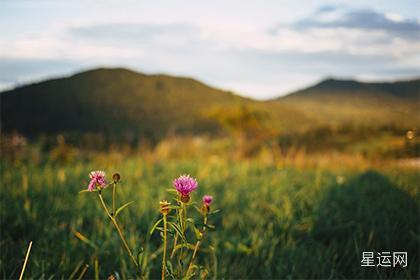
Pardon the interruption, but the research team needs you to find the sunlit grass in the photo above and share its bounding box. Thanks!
[1,155,418,279]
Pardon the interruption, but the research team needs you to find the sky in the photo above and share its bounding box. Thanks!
[1,0,419,99]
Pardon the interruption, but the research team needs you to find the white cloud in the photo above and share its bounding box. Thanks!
[1,2,419,99]
[385,13,405,22]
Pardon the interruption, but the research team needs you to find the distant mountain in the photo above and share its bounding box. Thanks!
[0,68,308,140]
[1,69,418,141]
[277,78,420,126]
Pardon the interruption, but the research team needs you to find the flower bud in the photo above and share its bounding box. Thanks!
[112,172,121,183]
[201,204,210,214]
[159,200,170,215]
[202,195,213,214]
[180,194,190,203]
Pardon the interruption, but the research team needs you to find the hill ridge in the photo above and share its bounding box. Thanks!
[280,77,420,99]
[1,67,418,139]
[1,67,309,139]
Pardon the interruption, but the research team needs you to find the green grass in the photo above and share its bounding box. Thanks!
[1,157,419,279]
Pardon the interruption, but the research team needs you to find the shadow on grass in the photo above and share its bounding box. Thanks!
[310,170,419,279]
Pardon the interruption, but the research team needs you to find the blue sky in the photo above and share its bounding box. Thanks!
[1,0,419,99]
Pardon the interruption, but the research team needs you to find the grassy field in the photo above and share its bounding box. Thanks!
[1,152,419,279]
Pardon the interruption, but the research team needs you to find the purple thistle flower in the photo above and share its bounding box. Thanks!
[202,195,213,206]
[88,170,107,191]
[173,174,198,197]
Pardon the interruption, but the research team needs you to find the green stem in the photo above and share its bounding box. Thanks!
[112,183,116,215]
[179,202,185,232]
[162,214,168,280]
[179,202,187,274]
[186,215,207,278]
[98,192,138,268]
[183,203,187,232]
[170,199,183,259]
[170,235,178,259]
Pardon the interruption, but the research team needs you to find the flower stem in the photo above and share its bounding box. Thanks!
[183,203,187,232]
[112,183,116,215]
[162,214,168,280]
[179,202,187,274]
[186,215,207,277]
[170,199,184,259]
[170,235,178,259]
[98,192,138,268]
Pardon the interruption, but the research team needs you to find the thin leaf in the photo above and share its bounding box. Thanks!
[172,243,196,254]
[114,201,134,217]
[204,224,215,230]
[189,264,199,276]
[193,206,202,213]
[149,218,163,235]
[193,225,202,240]
[137,247,144,269]
[209,209,221,215]
[73,231,98,249]
[166,260,173,276]
[168,222,187,243]
[79,189,97,193]
[114,272,121,280]
[165,189,178,194]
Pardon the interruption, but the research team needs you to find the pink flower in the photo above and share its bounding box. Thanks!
[88,170,107,191]
[173,174,198,196]
[202,195,213,206]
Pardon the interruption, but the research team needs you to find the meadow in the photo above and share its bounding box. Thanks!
[1,7,419,280]
[1,141,419,279]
